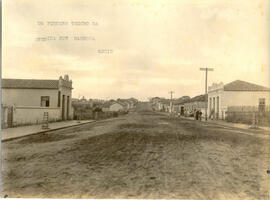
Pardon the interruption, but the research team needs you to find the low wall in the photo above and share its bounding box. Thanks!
[13,106,61,126]
[226,111,270,126]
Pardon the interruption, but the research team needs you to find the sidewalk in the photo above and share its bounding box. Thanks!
[179,116,270,132]
[207,119,270,131]
[1,120,95,141]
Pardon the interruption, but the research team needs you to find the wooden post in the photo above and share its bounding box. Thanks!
[169,91,174,117]
[200,68,214,121]
[267,170,270,200]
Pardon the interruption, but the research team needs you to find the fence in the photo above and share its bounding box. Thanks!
[73,109,127,120]
[226,106,270,126]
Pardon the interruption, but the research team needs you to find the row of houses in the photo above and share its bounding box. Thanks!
[1,74,138,128]
[150,80,270,122]
[150,95,206,117]
[72,97,138,112]
[71,97,138,120]
[2,75,269,127]
[102,98,138,112]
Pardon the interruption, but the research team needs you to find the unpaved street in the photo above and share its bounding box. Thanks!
[2,103,270,199]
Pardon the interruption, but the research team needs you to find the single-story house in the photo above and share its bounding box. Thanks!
[101,101,112,112]
[184,94,207,116]
[172,96,191,115]
[117,99,131,110]
[158,100,170,112]
[128,98,138,106]
[208,80,270,120]
[2,75,73,128]
[108,100,127,112]
[150,97,164,111]
[116,98,138,110]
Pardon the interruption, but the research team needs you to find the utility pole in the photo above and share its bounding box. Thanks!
[169,91,174,115]
[199,68,214,121]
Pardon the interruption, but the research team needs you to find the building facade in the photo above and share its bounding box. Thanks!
[2,75,73,128]
[208,80,270,120]
[184,94,207,117]
[109,101,126,112]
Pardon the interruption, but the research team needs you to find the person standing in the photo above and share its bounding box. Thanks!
[195,110,199,120]
[199,110,202,121]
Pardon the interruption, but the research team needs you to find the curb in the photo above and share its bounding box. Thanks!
[177,116,266,132]
[1,120,96,142]
[203,120,268,132]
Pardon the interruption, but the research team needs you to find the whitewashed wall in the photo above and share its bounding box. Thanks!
[13,106,61,126]
[109,103,124,112]
[208,90,270,119]
[2,88,59,107]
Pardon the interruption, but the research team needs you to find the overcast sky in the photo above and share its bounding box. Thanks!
[3,0,270,100]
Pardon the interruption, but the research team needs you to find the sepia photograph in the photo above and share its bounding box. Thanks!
[1,0,270,199]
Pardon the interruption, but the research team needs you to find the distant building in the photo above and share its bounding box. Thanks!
[150,97,163,105]
[117,99,136,110]
[184,94,207,116]
[72,98,93,107]
[172,96,191,115]
[208,80,270,120]
[158,99,170,112]
[149,97,164,111]
[2,75,73,128]
[72,98,80,102]
[101,98,138,112]
[109,101,126,112]
[90,99,106,104]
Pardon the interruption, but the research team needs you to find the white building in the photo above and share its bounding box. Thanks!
[108,101,126,112]
[208,80,270,120]
[2,75,73,128]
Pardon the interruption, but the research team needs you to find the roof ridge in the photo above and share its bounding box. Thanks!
[224,80,270,91]
[2,79,59,89]
[2,78,58,81]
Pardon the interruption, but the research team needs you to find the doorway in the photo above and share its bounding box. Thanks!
[7,107,13,128]
[67,96,70,120]
[180,106,184,115]
[62,95,65,120]
[216,96,219,119]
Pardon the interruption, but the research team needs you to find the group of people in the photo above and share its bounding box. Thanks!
[194,110,203,121]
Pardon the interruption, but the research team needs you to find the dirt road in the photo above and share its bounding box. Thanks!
[2,103,270,199]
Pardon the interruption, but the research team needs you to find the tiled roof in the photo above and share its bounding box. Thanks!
[224,80,270,91]
[174,96,191,105]
[2,79,59,89]
[117,99,129,105]
[190,94,207,102]
[116,100,127,107]
[102,101,113,108]
[103,100,126,108]
[159,99,170,104]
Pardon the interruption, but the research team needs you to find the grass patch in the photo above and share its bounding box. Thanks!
[17,133,76,144]
[118,123,156,129]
